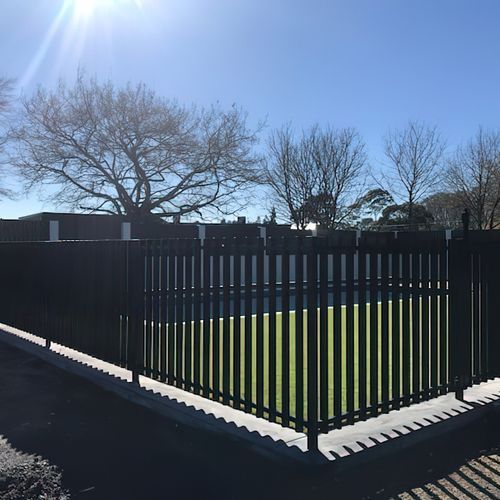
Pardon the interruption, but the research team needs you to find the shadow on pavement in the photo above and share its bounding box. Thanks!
[0,341,498,500]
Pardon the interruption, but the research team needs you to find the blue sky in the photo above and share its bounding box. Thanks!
[1,0,500,219]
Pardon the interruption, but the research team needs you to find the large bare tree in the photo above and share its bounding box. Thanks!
[10,75,262,221]
[446,128,500,229]
[0,77,15,198]
[265,124,366,229]
[383,121,445,227]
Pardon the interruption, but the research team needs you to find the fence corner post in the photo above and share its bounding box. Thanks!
[448,236,471,399]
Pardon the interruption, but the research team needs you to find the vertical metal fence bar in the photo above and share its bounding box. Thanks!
[391,249,401,408]
[358,244,368,420]
[486,245,500,378]
[281,245,291,426]
[222,240,231,404]
[115,242,125,365]
[119,242,128,368]
[295,239,305,431]
[319,244,329,429]
[472,252,480,383]
[380,247,390,413]
[79,242,87,355]
[89,242,98,357]
[479,251,488,381]
[244,242,253,412]
[160,240,168,383]
[233,245,242,408]
[212,241,221,400]
[306,239,318,452]
[175,242,185,389]
[152,240,161,379]
[369,250,379,416]
[332,248,342,427]
[193,239,202,394]
[105,242,116,362]
[144,240,153,377]
[402,250,411,405]
[421,248,430,400]
[439,244,448,393]
[168,241,176,386]
[128,241,145,383]
[268,242,277,422]
[346,247,356,423]
[430,246,439,397]
[185,241,193,391]
[256,237,265,417]
[411,250,421,403]
[202,241,211,397]
[76,242,86,354]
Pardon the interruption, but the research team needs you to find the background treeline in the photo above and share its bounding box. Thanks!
[1,75,498,231]
[265,122,500,231]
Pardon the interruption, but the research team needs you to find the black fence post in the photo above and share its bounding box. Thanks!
[486,244,500,378]
[448,236,471,399]
[44,245,52,349]
[306,238,319,453]
[127,241,145,384]
[44,242,52,349]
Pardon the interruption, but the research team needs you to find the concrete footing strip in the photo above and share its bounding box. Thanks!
[0,325,312,464]
[0,324,499,468]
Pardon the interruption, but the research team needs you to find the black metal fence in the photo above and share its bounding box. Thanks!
[0,231,498,451]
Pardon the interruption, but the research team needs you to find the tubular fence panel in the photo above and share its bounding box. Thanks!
[0,231,498,451]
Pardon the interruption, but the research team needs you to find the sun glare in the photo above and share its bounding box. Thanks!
[72,0,97,20]
[21,0,147,87]
[69,0,143,21]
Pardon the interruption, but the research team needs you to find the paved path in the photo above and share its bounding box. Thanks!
[0,341,498,499]
[397,450,500,499]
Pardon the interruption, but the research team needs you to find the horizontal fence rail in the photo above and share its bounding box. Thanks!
[0,230,498,451]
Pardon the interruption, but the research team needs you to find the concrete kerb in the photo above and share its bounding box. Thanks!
[326,399,497,475]
[0,326,314,465]
[0,324,498,471]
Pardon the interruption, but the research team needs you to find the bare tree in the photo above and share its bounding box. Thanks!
[265,124,367,229]
[10,75,262,221]
[0,77,15,198]
[0,78,14,115]
[383,121,445,227]
[265,125,315,229]
[446,128,500,229]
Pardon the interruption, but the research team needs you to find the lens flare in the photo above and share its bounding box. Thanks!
[73,0,99,20]
[69,0,144,21]
[20,0,146,88]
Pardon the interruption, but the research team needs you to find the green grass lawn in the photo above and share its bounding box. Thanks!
[146,298,448,427]
[224,305,377,421]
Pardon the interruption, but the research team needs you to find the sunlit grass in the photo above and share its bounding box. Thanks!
[143,297,448,427]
